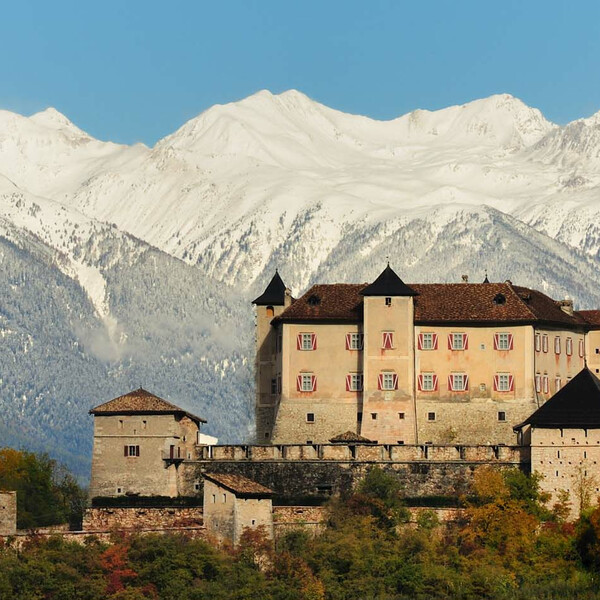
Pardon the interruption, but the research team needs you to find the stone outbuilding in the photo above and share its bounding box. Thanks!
[89,388,206,499]
[0,491,17,535]
[203,473,273,545]
[515,368,600,518]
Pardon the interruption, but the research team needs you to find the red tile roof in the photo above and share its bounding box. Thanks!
[89,388,206,423]
[274,282,587,328]
[203,473,273,497]
[577,310,600,329]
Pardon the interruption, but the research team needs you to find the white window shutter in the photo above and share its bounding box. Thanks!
[535,375,541,393]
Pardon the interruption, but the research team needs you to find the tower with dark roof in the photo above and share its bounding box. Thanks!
[252,271,292,442]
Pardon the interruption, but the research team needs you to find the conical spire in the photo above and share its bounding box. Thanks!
[360,264,418,297]
[252,270,287,305]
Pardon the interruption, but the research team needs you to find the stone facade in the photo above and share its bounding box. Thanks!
[0,492,16,535]
[83,506,204,531]
[528,426,600,519]
[203,477,273,545]
[90,412,200,498]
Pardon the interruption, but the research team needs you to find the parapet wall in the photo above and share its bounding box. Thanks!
[186,443,529,501]
[83,506,204,531]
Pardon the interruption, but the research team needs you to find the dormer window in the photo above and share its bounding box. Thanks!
[385,297,392,307]
[307,295,321,306]
[493,293,506,305]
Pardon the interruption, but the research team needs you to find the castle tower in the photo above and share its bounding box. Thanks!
[252,271,291,443]
[359,265,419,443]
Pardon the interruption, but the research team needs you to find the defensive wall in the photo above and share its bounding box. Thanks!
[183,443,530,501]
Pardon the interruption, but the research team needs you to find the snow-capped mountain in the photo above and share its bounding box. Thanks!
[2,90,600,475]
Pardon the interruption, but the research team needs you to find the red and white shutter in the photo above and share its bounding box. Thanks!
[382,332,393,349]
[463,334,469,350]
[311,375,317,392]
[448,374,454,391]
[296,335,302,350]
[535,375,541,393]
[464,375,469,391]
[345,375,352,391]
[432,333,438,350]
[392,374,398,390]
[377,373,383,390]
[508,374,514,392]
[345,334,351,350]
[311,333,317,350]
[508,334,514,350]
[493,374,499,391]
[417,374,424,391]
[493,334,499,350]
[448,334,453,350]
[417,334,424,350]
[296,375,302,391]
[432,374,439,391]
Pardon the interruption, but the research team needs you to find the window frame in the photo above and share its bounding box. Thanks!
[345,332,364,351]
[448,332,468,351]
[382,331,394,350]
[379,371,398,391]
[297,373,317,392]
[494,332,513,351]
[418,372,438,392]
[346,373,364,392]
[494,372,514,392]
[448,373,469,392]
[418,332,438,351]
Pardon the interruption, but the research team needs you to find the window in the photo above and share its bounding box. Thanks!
[494,332,513,351]
[116,487,123,494]
[378,372,398,391]
[385,297,392,306]
[535,333,541,352]
[297,373,316,392]
[142,420,147,430]
[306,413,315,423]
[212,494,216,503]
[555,377,561,392]
[194,481,201,491]
[542,334,548,353]
[448,332,468,350]
[543,375,549,394]
[427,412,436,421]
[554,336,561,355]
[346,373,364,391]
[579,339,585,358]
[498,411,507,422]
[418,372,438,392]
[494,373,514,392]
[535,374,541,393]
[371,413,378,420]
[118,419,124,429]
[345,333,364,350]
[297,333,317,351]
[418,332,438,350]
[271,378,277,394]
[124,445,139,457]
[223,493,227,503]
[566,337,573,356]
[448,373,469,392]
[266,306,274,317]
[398,412,405,420]
[382,331,394,349]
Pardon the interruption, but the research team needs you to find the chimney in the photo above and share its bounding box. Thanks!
[461,275,469,283]
[558,299,574,316]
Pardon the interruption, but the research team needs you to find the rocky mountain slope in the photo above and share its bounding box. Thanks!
[1,90,600,476]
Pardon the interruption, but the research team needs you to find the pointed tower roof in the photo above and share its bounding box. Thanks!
[360,264,418,297]
[252,271,287,305]
[515,368,600,430]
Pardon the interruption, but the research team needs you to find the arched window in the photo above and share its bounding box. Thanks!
[266,306,274,317]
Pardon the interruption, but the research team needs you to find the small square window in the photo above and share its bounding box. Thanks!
[398,412,405,420]
[306,440,313,444]
[498,411,506,422]
[385,297,392,306]
[306,413,315,423]
[428,412,436,421]
[397,440,405,445]
[194,481,201,491]
[116,487,122,494]
[371,413,378,420]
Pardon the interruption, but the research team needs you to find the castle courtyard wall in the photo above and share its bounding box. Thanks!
[0,492,17,535]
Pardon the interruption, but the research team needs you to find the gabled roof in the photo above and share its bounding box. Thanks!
[203,473,273,498]
[89,388,206,424]
[329,431,376,444]
[577,310,600,330]
[252,271,287,305]
[275,281,588,328]
[361,265,418,297]
[515,369,600,429]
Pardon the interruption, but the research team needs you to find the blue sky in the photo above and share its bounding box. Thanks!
[2,0,599,145]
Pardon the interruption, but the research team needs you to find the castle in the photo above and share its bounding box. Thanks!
[253,265,600,448]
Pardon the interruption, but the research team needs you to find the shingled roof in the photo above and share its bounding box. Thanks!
[361,264,418,297]
[329,431,376,444]
[203,473,273,498]
[274,281,587,328]
[89,388,206,424]
[577,310,600,329]
[252,271,288,305]
[515,368,600,429]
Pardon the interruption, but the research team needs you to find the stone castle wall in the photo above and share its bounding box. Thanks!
[83,506,204,531]
[0,492,17,535]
